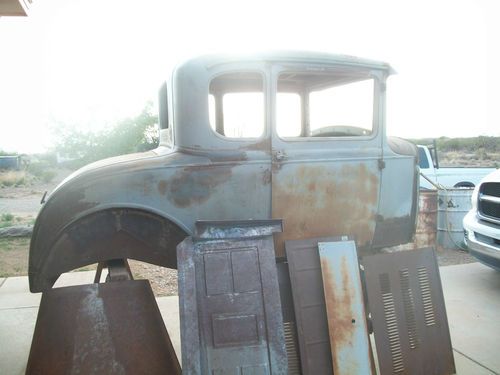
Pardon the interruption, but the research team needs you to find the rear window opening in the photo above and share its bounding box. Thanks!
[209,72,265,138]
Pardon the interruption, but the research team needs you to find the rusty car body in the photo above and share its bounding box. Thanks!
[29,51,419,292]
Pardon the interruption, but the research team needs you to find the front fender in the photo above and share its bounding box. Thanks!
[28,149,210,292]
[29,207,188,292]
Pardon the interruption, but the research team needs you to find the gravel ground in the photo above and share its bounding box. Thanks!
[129,261,178,297]
[0,169,72,217]
[435,246,477,266]
[382,242,477,267]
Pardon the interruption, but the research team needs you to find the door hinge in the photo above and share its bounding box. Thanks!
[378,159,386,170]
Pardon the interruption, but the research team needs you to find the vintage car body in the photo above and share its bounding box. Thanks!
[29,52,419,292]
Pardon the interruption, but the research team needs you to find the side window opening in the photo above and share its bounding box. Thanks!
[276,71,375,138]
[277,93,302,137]
[208,72,265,138]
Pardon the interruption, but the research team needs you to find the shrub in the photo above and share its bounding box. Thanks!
[1,213,14,222]
[0,171,27,187]
[53,103,159,168]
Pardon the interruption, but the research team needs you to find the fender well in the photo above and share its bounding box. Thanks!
[30,208,188,292]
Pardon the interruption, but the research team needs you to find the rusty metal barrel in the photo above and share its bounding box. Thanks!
[437,188,473,249]
[414,189,438,248]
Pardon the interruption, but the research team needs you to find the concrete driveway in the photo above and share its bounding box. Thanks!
[439,263,500,374]
[0,262,499,374]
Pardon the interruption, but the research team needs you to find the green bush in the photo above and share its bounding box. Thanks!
[1,213,14,222]
[0,171,28,187]
[53,103,159,168]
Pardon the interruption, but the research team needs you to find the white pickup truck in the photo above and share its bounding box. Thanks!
[418,145,496,189]
[463,169,500,270]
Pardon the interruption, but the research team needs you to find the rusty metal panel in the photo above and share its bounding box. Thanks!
[26,280,181,375]
[414,190,438,248]
[272,159,381,257]
[178,220,288,375]
[362,248,455,375]
[318,240,374,375]
[285,236,347,375]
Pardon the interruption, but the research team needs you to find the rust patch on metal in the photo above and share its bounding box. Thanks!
[207,152,248,162]
[262,168,272,185]
[166,165,233,207]
[239,137,271,152]
[323,257,354,347]
[319,240,374,374]
[321,255,360,373]
[273,163,379,256]
[26,280,181,375]
[157,180,168,195]
[127,173,155,196]
[414,190,437,248]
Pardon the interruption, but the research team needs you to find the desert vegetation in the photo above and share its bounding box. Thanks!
[409,136,499,168]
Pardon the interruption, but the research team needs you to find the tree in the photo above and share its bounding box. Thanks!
[53,103,159,167]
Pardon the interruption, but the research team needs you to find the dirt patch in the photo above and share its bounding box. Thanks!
[382,242,477,267]
[0,238,30,277]
[435,246,477,267]
[0,168,72,197]
[0,237,177,296]
[0,168,73,217]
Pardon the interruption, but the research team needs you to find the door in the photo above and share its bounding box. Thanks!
[270,66,383,256]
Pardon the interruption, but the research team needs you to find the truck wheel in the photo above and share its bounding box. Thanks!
[454,182,475,188]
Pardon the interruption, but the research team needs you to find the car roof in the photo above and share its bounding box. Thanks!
[175,50,395,74]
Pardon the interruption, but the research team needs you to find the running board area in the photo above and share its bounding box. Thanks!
[26,280,181,375]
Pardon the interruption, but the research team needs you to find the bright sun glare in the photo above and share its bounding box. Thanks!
[0,0,499,153]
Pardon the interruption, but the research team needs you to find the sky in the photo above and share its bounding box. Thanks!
[0,0,499,153]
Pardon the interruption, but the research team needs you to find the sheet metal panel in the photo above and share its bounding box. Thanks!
[178,221,287,375]
[318,240,374,375]
[26,280,181,375]
[285,236,347,375]
[362,248,455,375]
[276,261,301,375]
[271,157,382,257]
